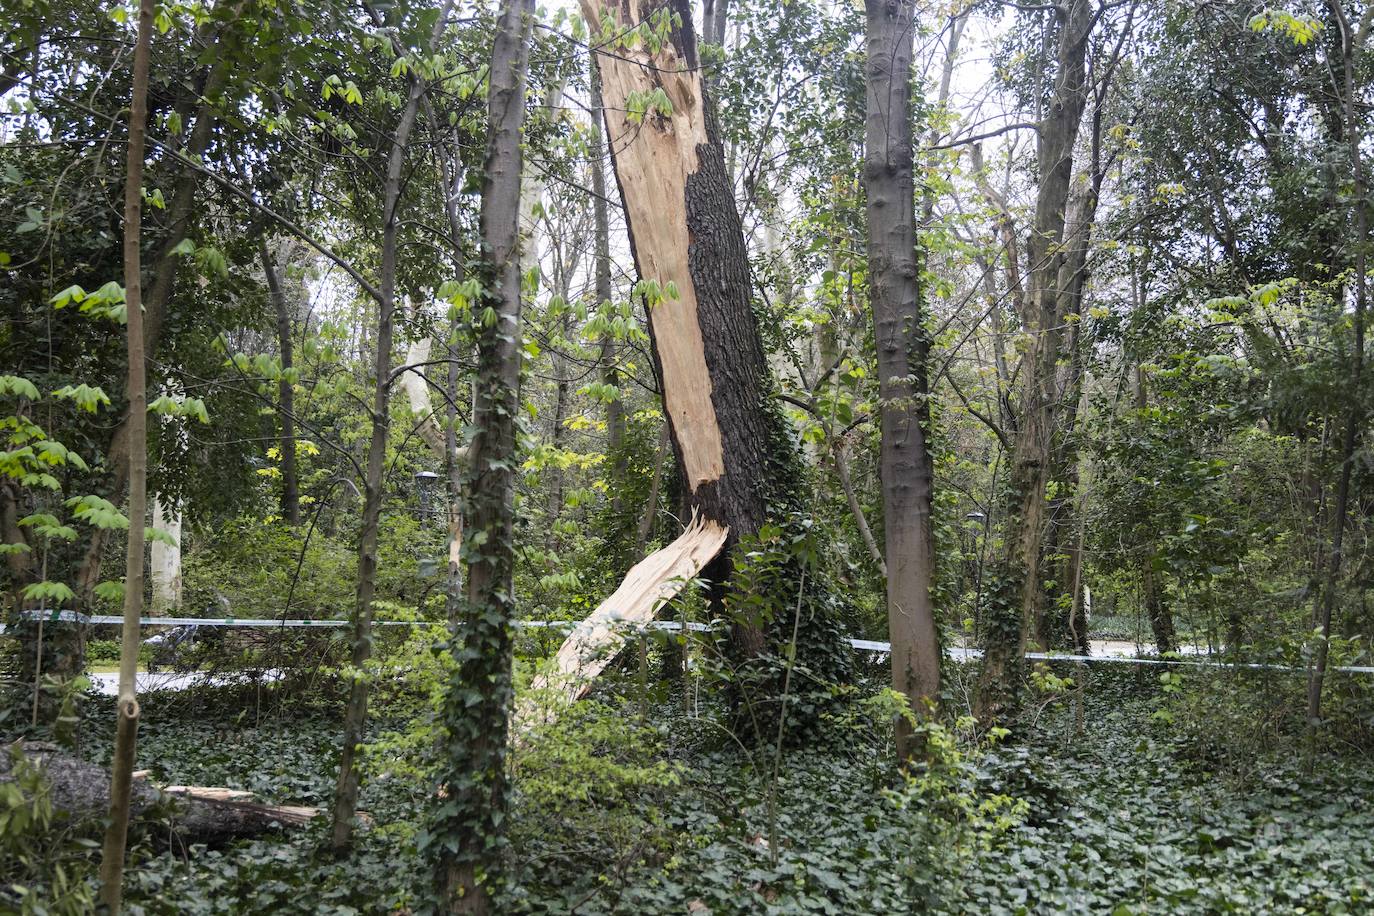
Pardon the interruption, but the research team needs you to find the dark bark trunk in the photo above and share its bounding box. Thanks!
[261,242,300,526]
[589,66,628,522]
[433,0,532,908]
[6,744,315,848]
[865,0,940,758]
[547,320,569,539]
[635,422,669,558]
[98,1,152,906]
[975,0,1094,725]
[1132,364,1176,655]
[584,0,847,696]
[1308,0,1367,732]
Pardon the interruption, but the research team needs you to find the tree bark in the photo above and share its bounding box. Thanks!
[831,437,885,576]
[1133,364,1177,655]
[73,31,240,606]
[432,0,532,908]
[864,0,940,758]
[97,0,152,906]
[6,744,315,848]
[975,0,1094,724]
[261,241,300,526]
[149,497,182,615]
[1307,0,1367,732]
[330,0,454,852]
[589,66,628,520]
[582,0,845,683]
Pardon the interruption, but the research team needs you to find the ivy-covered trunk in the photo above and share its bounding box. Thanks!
[581,0,849,713]
[864,0,939,757]
[261,241,300,527]
[431,0,532,908]
[975,0,1094,724]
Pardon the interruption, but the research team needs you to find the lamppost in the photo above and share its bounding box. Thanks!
[414,470,440,520]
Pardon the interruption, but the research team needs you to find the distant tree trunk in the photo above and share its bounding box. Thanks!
[975,0,1094,724]
[426,96,471,616]
[703,0,729,49]
[583,0,847,686]
[1132,365,1176,655]
[432,0,532,908]
[589,67,628,521]
[149,497,182,615]
[1308,0,1366,730]
[635,422,669,558]
[831,437,885,576]
[864,0,939,757]
[547,319,569,536]
[261,241,300,526]
[97,0,153,907]
[330,0,454,851]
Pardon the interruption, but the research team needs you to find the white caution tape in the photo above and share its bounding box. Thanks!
[4,611,1370,675]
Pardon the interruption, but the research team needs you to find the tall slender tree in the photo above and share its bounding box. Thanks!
[432,0,533,907]
[97,0,154,908]
[864,0,939,757]
[261,241,300,526]
[330,0,456,852]
[976,0,1095,723]
[1307,0,1368,730]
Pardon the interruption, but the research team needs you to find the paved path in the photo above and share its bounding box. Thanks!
[87,669,283,696]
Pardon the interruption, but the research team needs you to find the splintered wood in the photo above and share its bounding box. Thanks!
[519,515,727,729]
[515,1,735,730]
[578,0,724,491]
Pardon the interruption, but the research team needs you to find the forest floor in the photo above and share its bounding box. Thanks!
[42,664,1374,915]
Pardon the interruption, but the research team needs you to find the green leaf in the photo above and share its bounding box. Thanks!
[146,526,178,547]
[22,581,75,604]
[52,384,111,413]
[0,375,40,400]
[49,285,87,308]
[65,494,130,530]
[94,580,126,601]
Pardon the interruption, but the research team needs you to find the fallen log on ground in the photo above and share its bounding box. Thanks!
[2,741,317,847]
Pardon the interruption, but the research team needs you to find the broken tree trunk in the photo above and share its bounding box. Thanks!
[5,743,315,848]
[573,0,846,700]
[511,0,855,739]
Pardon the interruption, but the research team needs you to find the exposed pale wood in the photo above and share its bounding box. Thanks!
[519,514,727,728]
[164,786,255,802]
[581,0,724,490]
[403,337,449,458]
[150,497,182,614]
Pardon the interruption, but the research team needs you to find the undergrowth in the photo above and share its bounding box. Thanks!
[4,666,1373,914]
